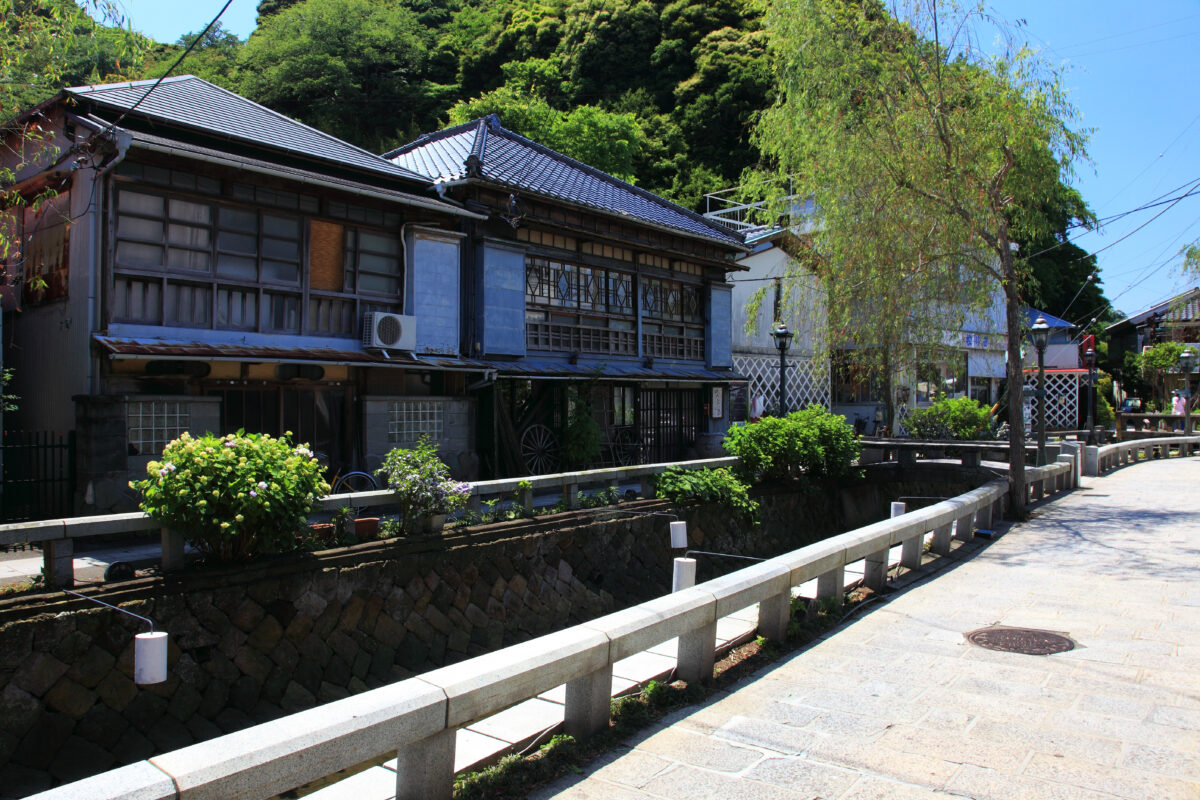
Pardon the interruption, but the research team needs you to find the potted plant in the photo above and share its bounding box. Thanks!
[131,430,330,563]
[376,436,471,535]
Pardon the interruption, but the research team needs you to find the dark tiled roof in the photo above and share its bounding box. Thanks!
[1106,287,1200,333]
[66,76,427,183]
[386,116,746,250]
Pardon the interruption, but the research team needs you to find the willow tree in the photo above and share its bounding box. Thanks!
[753,0,1088,515]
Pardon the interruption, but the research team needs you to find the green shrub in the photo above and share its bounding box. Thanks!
[376,436,471,534]
[1096,393,1115,428]
[722,405,860,483]
[904,396,993,440]
[132,431,329,563]
[655,466,758,523]
[787,405,861,479]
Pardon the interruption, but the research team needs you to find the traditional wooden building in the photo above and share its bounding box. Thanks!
[0,76,484,514]
[386,115,748,476]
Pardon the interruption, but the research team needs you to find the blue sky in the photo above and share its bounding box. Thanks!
[118,0,1200,325]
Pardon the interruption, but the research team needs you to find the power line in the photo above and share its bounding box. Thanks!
[96,0,236,139]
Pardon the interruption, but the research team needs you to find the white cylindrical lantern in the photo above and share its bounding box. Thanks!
[669,520,688,549]
[891,501,906,519]
[134,631,169,685]
[672,557,697,593]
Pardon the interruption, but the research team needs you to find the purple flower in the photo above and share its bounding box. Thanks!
[250,490,257,497]
[224,441,236,448]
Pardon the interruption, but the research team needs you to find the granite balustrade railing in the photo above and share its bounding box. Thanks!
[0,456,739,587]
[27,458,1075,800]
[1082,435,1200,477]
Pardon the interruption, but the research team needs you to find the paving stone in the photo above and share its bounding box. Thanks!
[640,763,808,800]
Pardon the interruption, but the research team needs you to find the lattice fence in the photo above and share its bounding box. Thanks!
[1023,372,1080,431]
[734,354,830,413]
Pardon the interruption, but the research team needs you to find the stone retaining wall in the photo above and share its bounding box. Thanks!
[0,464,985,796]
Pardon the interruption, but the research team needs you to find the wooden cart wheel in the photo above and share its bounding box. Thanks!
[520,423,559,474]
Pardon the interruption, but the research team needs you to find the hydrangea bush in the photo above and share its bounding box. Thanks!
[131,431,330,563]
[376,436,470,534]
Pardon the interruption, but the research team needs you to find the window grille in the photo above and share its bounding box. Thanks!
[127,400,189,456]
[388,400,443,445]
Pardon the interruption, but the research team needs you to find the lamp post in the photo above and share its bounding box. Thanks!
[1031,316,1050,466]
[772,323,794,416]
[1178,348,1196,436]
[1084,347,1097,445]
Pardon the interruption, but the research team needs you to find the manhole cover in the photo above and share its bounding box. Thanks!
[965,626,1075,655]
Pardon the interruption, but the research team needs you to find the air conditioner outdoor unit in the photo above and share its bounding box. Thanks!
[362,312,416,351]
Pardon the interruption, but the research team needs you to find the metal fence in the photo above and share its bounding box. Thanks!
[1,430,75,522]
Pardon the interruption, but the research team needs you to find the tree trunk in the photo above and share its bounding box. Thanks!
[1001,238,1027,518]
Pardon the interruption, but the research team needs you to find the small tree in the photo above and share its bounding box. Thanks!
[753,0,1089,516]
[1137,342,1187,411]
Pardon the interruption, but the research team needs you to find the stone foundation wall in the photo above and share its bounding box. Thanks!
[0,464,987,796]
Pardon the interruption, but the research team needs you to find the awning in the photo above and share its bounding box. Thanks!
[93,335,481,372]
[93,335,744,382]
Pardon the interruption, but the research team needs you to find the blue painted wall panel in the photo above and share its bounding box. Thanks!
[409,229,464,354]
[708,283,733,368]
[477,240,527,357]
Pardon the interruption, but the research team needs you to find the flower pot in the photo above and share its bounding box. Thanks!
[309,522,336,546]
[354,517,380,540]
[422,513,447,534]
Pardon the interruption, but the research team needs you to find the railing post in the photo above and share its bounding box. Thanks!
[563,481,580,510]
[955,511,975,542]
[976,499,993,531]
[1057,454,1074,490]
[520,486,534,514]
[816,565,844,609]
[677,619,716,684]
[161,528,185,572]
[931,522,953,555]
[867,502,903,590]
[640,474,656,499]
[1083,446,1099,477]
[757,589,791,641]
[564,663,614,739]
[395,729,456,800]
[42,538,74,587]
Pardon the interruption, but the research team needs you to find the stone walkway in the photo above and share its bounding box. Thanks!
[532,459,1200,800]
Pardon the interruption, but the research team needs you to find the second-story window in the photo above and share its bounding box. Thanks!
[112,181,403,338]
[344,229,402,297]
[525,257,636,355]
[642,276,704,360]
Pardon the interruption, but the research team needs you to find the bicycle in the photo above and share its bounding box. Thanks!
[329,467,379,495]
[316,453,380,496]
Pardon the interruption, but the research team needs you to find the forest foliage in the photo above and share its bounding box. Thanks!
[39,0,772,208]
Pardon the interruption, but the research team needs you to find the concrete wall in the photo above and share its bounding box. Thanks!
[76,395,222,516]
[406,227,464,355]
[474,239,526,357]
[361,396,473,477]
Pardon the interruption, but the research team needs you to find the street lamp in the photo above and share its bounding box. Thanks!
[1031,316,1050,465]
[1084,347,1097,445]
[772,322,794,416]
[1178,348,1196,436]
